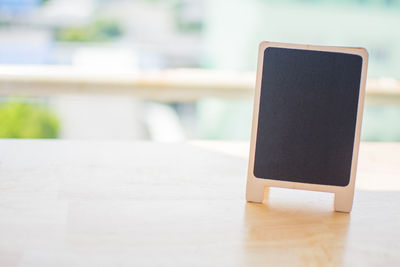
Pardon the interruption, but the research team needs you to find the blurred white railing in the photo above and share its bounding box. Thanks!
[0,65,399,104]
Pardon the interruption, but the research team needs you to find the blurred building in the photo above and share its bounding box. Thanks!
[0,0,399,140]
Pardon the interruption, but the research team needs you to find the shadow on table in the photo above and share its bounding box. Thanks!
[241,198,350,266]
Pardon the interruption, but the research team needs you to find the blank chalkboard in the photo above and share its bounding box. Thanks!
[253,47,363,186]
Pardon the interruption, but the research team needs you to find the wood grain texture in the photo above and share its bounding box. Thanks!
[0,140,399,267]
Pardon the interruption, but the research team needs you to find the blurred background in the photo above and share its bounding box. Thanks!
[0,0,399,141]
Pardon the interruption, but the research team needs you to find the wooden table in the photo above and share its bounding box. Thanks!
[0,140,399,266]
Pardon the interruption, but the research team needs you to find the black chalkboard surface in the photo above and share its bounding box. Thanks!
[253,47,363,186]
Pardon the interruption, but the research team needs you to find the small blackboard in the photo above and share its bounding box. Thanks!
[246,42,368,212]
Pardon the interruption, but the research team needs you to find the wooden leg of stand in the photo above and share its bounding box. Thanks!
[246,179,265,203]
[334,190,354,213]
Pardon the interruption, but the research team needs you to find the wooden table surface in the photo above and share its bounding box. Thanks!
[0,140,399,267]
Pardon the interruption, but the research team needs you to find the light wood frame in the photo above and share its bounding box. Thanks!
[246,41,369,212]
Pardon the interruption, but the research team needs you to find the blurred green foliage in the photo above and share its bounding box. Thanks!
[55,19,122,42]
[173,2,203,33]
[0,101,59,138]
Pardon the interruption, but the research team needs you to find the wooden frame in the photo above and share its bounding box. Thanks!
[246,41,369,212]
